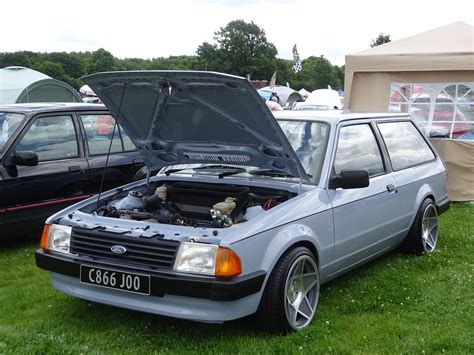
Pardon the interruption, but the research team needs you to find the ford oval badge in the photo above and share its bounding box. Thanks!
[111,245,127,255]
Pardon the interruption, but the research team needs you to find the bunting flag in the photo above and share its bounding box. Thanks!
[269,71,277,89]
[292,44,302,73]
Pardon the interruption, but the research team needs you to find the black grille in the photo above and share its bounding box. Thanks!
[70,227,180,270]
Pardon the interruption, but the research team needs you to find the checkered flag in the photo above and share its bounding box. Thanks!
[292,44,302,73]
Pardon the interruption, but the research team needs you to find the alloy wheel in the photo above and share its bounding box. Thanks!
[421,204,439,252]
[284,255,319,329]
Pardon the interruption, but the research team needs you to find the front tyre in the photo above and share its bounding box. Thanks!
[257,246,319,332]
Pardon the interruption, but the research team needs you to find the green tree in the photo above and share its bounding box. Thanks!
[294,56,341,91]
[33,60,68,81]
[334,65,345,90]
[0,51,33,68]
[88,48,117,74]
[196,42,220,71]
[48,52,85,78]
[274,58,296,87]
[197,20,277,80]
[370,33,391,47]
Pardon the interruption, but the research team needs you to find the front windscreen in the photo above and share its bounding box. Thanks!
[277,120,329,183]
[0,112,25,152]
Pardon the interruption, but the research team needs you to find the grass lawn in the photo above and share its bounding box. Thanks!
[0,203,473,353]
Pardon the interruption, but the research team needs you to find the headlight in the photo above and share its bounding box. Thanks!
[174,242,241,277]
[174,242,218,275]
[40,224,72,254]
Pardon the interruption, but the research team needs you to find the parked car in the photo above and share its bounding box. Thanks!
[295,89,343,110]
[35,72,449,332]
[407,94,467,138]
[0,103,146,239]
[408,108,450,138]
[293,104,333,111]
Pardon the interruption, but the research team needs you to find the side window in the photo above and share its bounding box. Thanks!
[378,121,435,171]
[80,114,122,155]
[120,126,136,151]
[16,115,78,161]
[334,124,385,177]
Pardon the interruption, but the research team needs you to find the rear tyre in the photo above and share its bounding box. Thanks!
[256,246,319,332]
[402,198,439,255]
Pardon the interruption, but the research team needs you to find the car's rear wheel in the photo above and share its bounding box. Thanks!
[402,198,439,255]
[257,246,319,332]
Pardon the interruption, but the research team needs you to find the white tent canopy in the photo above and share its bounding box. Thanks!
[0,66,82,105]
[344,22,474,111]
[344,21,474,201]
[305,89,342,109]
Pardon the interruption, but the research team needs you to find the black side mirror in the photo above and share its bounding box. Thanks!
[330,170,369,189]
[14,151,39,166]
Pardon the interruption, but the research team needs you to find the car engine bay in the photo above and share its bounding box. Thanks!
[92,181,296,228]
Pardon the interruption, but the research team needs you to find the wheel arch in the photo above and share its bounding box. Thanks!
[257,224,322,293]
[408,184,436,230]
[290,240,319,266]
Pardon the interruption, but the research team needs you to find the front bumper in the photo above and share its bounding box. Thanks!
[35,249,266,302]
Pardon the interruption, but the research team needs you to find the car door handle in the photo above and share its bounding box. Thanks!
[68,165,83,174]
[386,184,398,193]
[132,158,144,165]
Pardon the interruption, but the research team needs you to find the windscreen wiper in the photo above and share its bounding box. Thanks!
[164,168,189,176]
[193,165,246,178]
[248,169,312,179]
[248,169,297,178]
[193,164,245,171]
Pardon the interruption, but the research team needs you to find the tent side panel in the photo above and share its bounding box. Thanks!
[17,80,82,103]
[348,72,391,111]
[431,139,474,201]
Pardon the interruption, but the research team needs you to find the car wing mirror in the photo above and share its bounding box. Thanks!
[14,151,39,166]
[329,170,369,189]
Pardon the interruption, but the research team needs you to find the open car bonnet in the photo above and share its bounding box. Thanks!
[83,71,308,180]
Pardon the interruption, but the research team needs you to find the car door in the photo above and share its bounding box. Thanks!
[2,113,91,236]
[376,120,440,232]
[326,122,402,276]
[78,113,144,192]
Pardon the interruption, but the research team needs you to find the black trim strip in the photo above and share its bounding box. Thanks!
[35,249,266,301]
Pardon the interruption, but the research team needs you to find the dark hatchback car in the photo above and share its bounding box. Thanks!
[0,103,145,239]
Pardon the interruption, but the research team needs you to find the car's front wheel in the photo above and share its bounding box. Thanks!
[402,198,439,254]
[257,246,320,332]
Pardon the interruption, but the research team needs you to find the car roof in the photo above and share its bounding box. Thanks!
[273,110,409,124]
[0,102,107,114]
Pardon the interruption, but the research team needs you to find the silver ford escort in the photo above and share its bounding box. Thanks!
[36,71,450,331]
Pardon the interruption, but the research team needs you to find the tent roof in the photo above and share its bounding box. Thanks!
[346,22,474,72]
[0,66,81,104]
[0,66,50,88]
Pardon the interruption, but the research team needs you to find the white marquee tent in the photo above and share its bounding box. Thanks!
[344,22,474,201]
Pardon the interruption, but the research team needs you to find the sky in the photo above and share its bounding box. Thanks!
[1,0,473,66]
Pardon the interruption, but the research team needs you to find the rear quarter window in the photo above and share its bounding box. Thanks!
[378,121,435,171]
